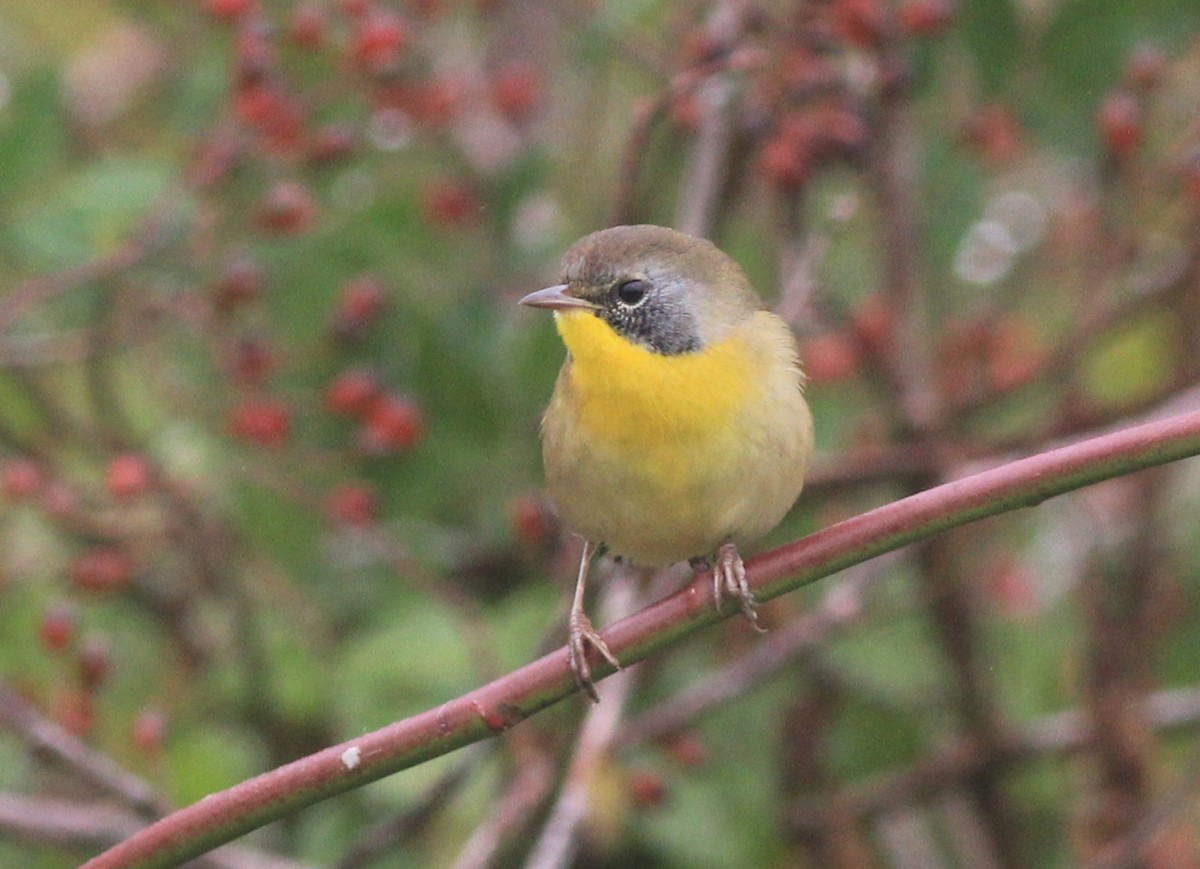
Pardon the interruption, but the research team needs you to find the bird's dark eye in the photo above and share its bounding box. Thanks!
[616,279,648,306]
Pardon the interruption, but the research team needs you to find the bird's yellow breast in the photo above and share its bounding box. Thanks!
[542,309,812,565]
[553,310,753,453]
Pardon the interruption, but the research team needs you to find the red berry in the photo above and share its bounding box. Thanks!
[986,315,1040,392]
[800,332,860,385]
[403,78,464,126]
[985,557,1037,617]
[258,95,306,156]
[327,481,379,526]
[331,275,388,340]
[215,255,265,312]
[489,61,541,121]
[38,602,77,653]
[228,398,292,447]
[233,83,283,127]
[307,123,359,164]
[898,0,955,37]
[351,10,410,72]
[664,731,709,768]
[509,493,556,546]
[834,0,887,49]
[358,394,424,454]
[965,104,1023,165]
[78,633,113,689]
[421,181,479,226]
[812,102,869,156]
[325,367,382,416]
[71,547,134,593]
[204,0,255,22]
[1097,90,1143,159]
[762,108,863,179]
[850,293,893,357]
[758,135,809,191]
[290,2,327,48]
[132,707,168,754]
[627,771,668,808]
[257,180,318,234]
[338,0,368,18]
[106,453,152,500]
[1,458,43,502]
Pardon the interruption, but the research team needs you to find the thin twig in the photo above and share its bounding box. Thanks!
[868,43,941,436]
[618,558,890,747]
[450,744,554,869]
[0,681,166,819]
[0,793,143,850]
[610,48,767,227]
[0,793,314,869]
[1077,469,1168,858]
[335,746,486,869]
[673,0,744,238]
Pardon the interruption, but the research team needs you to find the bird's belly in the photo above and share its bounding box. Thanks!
[543,373,811,566]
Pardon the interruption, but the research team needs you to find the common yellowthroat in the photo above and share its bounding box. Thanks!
[521,225,814,701]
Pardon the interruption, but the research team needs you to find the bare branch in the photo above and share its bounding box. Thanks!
[0,681,165,819]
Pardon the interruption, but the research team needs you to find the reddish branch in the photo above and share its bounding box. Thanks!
[609,47,767,227]
[0,794,311,869]
[1078,470,1169,861]
[617,562,883,747]
[82,408,1200,869]
[0,682,165,819]
[447,744,553,869]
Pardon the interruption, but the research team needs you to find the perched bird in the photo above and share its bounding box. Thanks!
[520,225,813,701]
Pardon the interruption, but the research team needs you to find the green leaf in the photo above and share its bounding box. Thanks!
[10,157,171,271]
[1082,309,1178,408]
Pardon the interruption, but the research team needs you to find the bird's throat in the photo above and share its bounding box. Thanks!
[553,310,755,446]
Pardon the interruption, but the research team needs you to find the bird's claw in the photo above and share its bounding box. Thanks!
[568,610,621,703]
[711,542,765,633]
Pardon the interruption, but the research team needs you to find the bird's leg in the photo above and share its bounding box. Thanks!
[567,539,622,703]
[706,542,766,633]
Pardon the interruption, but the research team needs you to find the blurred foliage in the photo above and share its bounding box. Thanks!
[0,0,1199,867]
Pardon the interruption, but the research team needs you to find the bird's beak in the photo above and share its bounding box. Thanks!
[519,284,599,312]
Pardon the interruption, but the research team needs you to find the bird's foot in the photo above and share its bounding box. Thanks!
[709,542,765,633]
[568,609,621,703]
